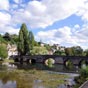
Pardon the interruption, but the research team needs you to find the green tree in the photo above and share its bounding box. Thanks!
[65,48,73,56]
[44,44,51,51]
[31,46,48,55]
[54,50,66,56]
[84,49,88,56]
[72,46,83,56]
[29,31,34,50]
[0,44,8,59]
[3,32,11,41]
[18,23,30,55]
[11,34,19,44]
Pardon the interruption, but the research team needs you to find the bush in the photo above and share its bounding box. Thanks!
[74,66,88,87]
[80,66,88,78]
[45,58,55,67]
[80,60,87,68]
[65,60,74,69]
[0,44,8,59]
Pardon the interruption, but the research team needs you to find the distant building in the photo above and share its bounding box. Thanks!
[51,44,65,53]
[7,44,18,58]
[59,46,65,51]
[38,41,46,47]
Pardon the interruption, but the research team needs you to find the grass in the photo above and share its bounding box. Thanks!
[3,59,14,63]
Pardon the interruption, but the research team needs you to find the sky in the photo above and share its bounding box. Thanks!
[0,0,88,49]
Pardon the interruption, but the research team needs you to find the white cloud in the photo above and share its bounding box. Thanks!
[76,1,88,21]
[10,0,87,28]
[0,0,9,10]
[13,0,22,4]
[36,24,88,49]
[0,12,11,26]
[0,25,19,34]
[0,11,19,34]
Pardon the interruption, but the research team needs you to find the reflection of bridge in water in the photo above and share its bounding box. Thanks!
[11,55,88,66]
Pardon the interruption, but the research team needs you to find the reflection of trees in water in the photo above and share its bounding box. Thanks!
[0,70,68,88]
[0,71,33,88]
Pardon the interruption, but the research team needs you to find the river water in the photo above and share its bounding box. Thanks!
[0,63,79,88]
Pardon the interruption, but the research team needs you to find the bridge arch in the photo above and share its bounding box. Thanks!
[79,59,88,67]
[64,59,74,69]
[44,58,55,65]
[29,58,36,64]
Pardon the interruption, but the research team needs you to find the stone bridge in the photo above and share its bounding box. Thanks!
[11,55,88,66]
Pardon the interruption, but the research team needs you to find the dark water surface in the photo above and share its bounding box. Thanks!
[0,63,79,88]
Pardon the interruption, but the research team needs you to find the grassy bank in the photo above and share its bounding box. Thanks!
[2,59,14,63]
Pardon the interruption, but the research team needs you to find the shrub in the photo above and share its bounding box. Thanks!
[80,66,88,78]
[45,58,55,67]
[65,60,74,69]
[80,60,87,69]
[0,44,8,59]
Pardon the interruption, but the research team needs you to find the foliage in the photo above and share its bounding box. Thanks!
[80,66,88,78]
[84,49,88,56]
[3,59,14,63]
[3,32,11,41]
[0,44,8,59]
[65,48,74,56]
[44,44,51,51]
[65,60,74,69]
[11,34,19,44]
[45,58,55,67]
[18,23,30,55]
[72,46,83,56]
[0,35,7,44]
[29,31,34,50]
[30,46,48,55]
[74,66,88,88]
[34,41,39,46]
[80,60,87,68]
[65,46,83,56]
[54,50,66,56]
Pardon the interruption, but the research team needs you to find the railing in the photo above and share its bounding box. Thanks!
[79,80,88,88]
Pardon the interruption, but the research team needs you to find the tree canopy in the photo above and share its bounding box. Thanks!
[0,44,8,59]
[18,23,30,55]
[17,23,35,55]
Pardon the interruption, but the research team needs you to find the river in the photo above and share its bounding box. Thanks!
[0,62,79,88]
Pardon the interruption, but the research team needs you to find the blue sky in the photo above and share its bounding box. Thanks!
[0,0,88,49]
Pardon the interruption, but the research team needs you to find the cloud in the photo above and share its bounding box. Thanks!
[13,0,22,4]
[0,0,9,10]
[35,24,88,49]
[0,12,11,26]
[0,11,19,34]
[76,1,88,21]
[10,0,87,28]
[0,26,19,34]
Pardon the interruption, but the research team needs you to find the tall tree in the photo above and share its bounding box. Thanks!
[65,48,74,56]
[29,31,34,50]
[18,23,30,55]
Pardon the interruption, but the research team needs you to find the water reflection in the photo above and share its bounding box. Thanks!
[0,80,16,88]
[14,63,79,73]
[0,62,79,88]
